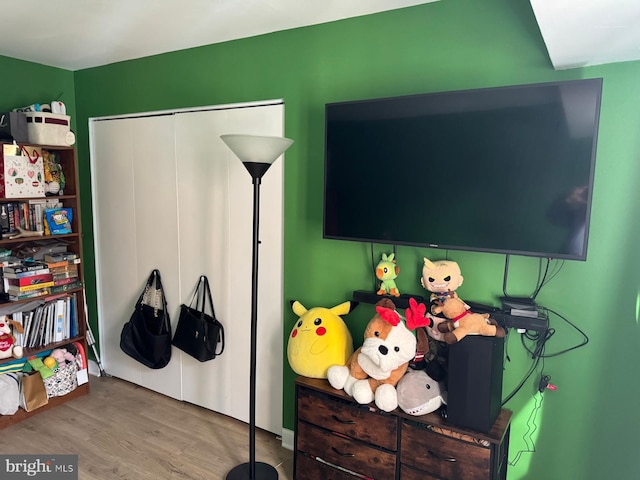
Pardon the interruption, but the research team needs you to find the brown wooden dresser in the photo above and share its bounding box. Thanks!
[295,376,511,480]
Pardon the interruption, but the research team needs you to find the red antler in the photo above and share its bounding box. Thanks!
[376,306,400,326]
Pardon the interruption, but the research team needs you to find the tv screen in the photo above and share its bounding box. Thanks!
[323,78,603,260]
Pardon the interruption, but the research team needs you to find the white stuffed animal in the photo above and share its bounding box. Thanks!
[0,316,24,360]
[327,298,417,412]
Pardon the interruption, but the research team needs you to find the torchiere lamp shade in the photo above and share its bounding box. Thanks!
[221,134,294,179]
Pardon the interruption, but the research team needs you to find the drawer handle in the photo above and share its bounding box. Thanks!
[331,414,356,425]
[428,450,457,463]
[331,447,355,458]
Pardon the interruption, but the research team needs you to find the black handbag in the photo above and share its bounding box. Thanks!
[120,269,172,369]
[172,275,224,362]
[0,112,27,142]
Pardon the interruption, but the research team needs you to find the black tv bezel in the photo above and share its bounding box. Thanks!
[322,78,603,261]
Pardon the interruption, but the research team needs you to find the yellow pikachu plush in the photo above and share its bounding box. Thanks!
[287,300,357,379]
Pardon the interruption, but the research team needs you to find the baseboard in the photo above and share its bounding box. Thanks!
[88,360,101,377]
[280,428,294,451]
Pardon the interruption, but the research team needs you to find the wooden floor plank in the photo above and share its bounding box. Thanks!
[0,376,293,479]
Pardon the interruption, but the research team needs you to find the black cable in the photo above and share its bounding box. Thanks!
[502,338,544,406]
[502,254,511,298]
[508,390,544,466]
[502,329,548,405]
[537,307,589,357]
[538,260,564,292]
[502,254,564,300]
[370,243,376,291]
[530,258,550,300]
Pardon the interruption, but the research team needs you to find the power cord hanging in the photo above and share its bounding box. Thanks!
[503,255,563,301]
[508,390,544,467]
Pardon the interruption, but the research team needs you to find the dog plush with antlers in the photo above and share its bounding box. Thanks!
[327,298,417,412]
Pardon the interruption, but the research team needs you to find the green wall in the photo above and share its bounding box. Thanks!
[7,0,639,479]
[0,55,76,124]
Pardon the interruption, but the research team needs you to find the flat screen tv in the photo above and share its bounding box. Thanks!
[323,78,603,261]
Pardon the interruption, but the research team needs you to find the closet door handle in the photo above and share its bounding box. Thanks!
[428,450,457,462]
[332,414,355,425]
[331,447,355,457]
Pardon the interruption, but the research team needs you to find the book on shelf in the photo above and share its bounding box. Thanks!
[49,263,78,276]
[3,268,50,279]
[0,256,23,268]
[8,288,51,302]
[28,199,47,232]
[53,276,78,286]
[52,270,78,281]
[3,261,49,274]
[6,281,55,294]
[50,281,82,294]
[54,299,65,342]
[46,258,81,269]
[11,312,24,347]
[6,273,54,287]
[44,252,79,263]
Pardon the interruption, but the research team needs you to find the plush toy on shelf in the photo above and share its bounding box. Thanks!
[376,253,400,297]
[43,150,65,195]
[396,368,447,416]
[433,295,506,344]
[420,257,466,313]
[50,348,75,365]
[287,300,357,379]
[0,316,24,360]
[327,298,417,412]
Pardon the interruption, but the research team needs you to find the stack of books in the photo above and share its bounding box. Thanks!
[12,293,79,347]
[3,261,52,301]
[44,252,82,293]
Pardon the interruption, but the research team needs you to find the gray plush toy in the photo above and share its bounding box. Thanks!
[396,368,447,416]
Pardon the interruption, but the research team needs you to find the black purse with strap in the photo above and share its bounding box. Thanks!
[172,275,225,362]
[120,269,172,369]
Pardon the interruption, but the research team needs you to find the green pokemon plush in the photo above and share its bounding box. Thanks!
[287,300,357,379]
[376,253,400,297]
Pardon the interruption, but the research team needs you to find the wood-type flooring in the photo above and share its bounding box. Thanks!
[0,375,294,479]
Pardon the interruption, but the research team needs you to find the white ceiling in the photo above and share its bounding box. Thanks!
[0,0,638,71]
[530,0,640,69]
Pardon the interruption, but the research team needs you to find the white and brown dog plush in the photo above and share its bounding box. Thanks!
[328,298,417,412]
[0,316,24,360]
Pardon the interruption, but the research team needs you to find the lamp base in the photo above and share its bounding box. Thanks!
[226,462,278,480]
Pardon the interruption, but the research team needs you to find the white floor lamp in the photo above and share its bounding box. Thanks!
[221,134,294,480]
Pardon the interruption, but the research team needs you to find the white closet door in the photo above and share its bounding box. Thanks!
[90,114,182,400]
[91,101,284,435]
[176,104,284,434]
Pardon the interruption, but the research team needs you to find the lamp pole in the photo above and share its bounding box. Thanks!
[222,135,293,480]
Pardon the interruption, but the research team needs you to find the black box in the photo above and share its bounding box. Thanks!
[446,336,504,433]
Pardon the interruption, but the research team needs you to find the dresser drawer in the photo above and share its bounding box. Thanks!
[400,464,441,480]
[295,453,362,480]
[297,387,398,451]
[401,421,491,480]
[297,422,397,480]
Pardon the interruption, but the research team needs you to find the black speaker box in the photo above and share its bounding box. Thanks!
[446,336,504,433]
